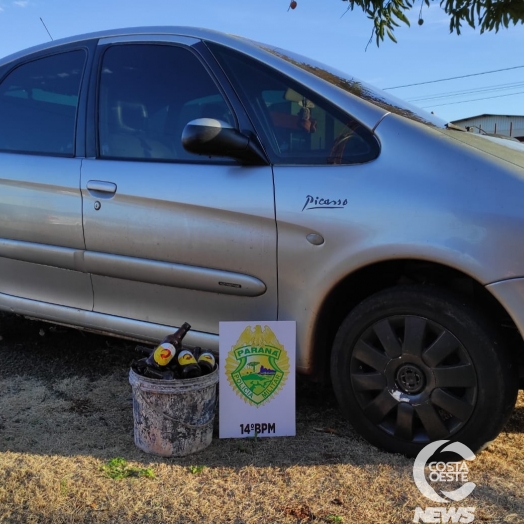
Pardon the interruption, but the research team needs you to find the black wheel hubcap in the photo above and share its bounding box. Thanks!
[350,315,478,444]
[396,364,425,394]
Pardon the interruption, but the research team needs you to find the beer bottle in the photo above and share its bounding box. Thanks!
[145,342,177,368]
[144,364,176,380]
[177,348,202,378]
[197,350,216,375]
[142,322,191,370]
[162,322,191,350]
[132,357,175,380]
[135,345,153,357]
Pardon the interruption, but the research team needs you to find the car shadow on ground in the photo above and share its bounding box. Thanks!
[0,312,522,468]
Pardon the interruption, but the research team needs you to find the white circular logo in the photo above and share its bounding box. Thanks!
[413,440,476,503]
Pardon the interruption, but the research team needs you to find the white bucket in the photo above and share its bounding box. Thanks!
[129,367,218,457]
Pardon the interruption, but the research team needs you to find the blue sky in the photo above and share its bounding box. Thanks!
[0,0,522,123]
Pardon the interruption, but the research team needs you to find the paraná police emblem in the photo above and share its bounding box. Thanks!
[225,324,290,407]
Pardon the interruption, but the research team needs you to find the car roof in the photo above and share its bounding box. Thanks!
[0,26,251,67]
[0,25,392,129]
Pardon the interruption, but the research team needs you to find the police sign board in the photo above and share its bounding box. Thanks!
[219,321,296,438]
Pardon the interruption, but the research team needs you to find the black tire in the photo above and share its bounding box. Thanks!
[330,285,518,457]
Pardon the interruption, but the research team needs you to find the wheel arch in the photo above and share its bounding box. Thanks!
[309,258,524,383]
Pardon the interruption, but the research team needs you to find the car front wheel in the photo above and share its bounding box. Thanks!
[330,286,518,457]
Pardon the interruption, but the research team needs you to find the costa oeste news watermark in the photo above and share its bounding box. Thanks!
[413,440,476,523]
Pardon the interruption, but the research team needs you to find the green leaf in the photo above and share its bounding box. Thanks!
[393,9,411,26]
[386,28,398,42]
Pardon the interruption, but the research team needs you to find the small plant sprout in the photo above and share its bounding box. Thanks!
[100,458,155,480]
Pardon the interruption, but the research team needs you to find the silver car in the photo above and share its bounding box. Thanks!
[0,27,522,456]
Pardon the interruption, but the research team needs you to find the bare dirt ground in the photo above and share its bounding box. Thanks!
[0,311,523,523]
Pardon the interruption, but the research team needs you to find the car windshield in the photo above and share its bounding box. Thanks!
[252,42,449,129]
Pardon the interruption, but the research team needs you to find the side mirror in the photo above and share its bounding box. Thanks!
[182,118,267,165]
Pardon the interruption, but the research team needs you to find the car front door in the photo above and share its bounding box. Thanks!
[207,43,381,371]
[0,47,93,311]
[81,37,277,338]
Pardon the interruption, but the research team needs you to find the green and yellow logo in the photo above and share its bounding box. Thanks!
[225,325,290,407]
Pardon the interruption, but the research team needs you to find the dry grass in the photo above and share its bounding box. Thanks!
[0,313,523,523]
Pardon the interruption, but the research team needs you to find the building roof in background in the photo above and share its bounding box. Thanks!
[453,114,524,122]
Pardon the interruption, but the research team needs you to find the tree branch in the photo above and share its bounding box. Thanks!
[338,0,524,45]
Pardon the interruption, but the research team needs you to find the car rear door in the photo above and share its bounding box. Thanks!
[81,36,277,336]
[0,46,93,311]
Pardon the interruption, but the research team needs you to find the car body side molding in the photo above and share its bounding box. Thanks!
[0,238,266,297]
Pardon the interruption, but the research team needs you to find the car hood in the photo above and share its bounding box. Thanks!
[438,129,524,170]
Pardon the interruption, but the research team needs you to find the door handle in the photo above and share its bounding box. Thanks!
[86,180,117,196]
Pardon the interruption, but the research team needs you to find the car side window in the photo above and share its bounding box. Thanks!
[208,44,379,166]
[98,44,235,162]
[0,50,86,156]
